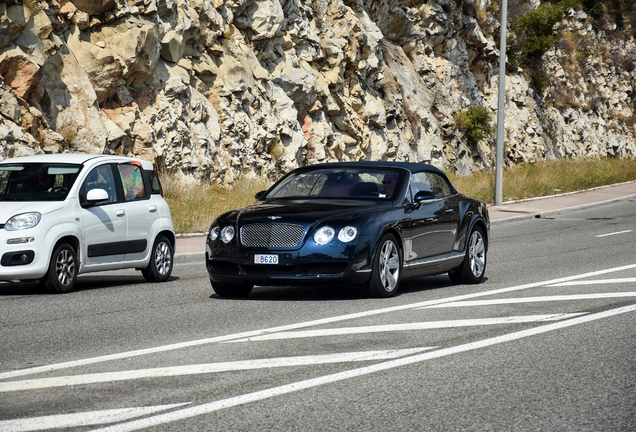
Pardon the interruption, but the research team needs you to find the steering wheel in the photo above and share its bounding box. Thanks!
[52,186,68,193]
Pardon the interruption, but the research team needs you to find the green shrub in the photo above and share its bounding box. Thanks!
[455,106,496,144]
[509,1,573,68]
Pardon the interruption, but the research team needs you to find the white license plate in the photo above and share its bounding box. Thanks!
[254,254,279,264]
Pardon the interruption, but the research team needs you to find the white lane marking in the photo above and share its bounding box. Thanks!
[227,314,585,342]
[548,279,636,287]
[0,349,433,393]
[422,292,636,308]
[596,230,632,238]
[89,304,636,432]
[0,404,190,432]
[3,263,636,381]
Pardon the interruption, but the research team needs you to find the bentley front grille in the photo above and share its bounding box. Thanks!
[240,223,305,248]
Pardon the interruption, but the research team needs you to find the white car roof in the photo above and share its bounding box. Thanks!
[0,154,155,169]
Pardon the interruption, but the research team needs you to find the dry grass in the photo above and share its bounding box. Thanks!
[164,158,636,233]
[162,174,269,233]
[447,158,636,204]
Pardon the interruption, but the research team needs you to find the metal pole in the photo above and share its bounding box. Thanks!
[494,0,507,206]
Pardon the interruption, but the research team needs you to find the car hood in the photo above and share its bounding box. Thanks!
[0,201,65,223]
[234,199,390,226]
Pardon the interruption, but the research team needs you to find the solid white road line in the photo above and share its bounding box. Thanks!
[0,404,190,432]
[0,348,434,393]
[2,263,636,381]
[548,279,636,287]
[423,292,636,308]
[88,304,636,432]
[227,314,585,342]
[596,230,632,237]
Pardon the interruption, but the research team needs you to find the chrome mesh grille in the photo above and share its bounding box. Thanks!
[240,223,305,248]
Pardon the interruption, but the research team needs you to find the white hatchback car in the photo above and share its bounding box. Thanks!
[0,154,176,293]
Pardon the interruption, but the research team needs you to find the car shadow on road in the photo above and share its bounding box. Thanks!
[210,274,465,301]
[0,275,180,295]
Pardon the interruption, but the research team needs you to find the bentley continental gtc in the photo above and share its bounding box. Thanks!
[206,162,489,298]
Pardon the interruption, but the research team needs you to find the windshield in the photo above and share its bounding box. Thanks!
[0,163,83,201]
[266,168,402,200]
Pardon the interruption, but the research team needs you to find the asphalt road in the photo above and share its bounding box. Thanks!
[1,199,635,431]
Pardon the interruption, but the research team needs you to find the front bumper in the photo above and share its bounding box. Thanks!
[0,228,50,280]
[205,236,374,287]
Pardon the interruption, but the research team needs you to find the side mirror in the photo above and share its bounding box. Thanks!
[254,190,267,200]
[86,188,109,203]
[414,190,437,202]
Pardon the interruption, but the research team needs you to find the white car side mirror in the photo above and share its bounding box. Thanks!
[86,188,109,203]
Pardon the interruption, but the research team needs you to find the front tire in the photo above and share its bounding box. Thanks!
[367,233,402,298]
[142,235,174,282]
[449,225,486,284]
[44,243,77,293]
[210,280,253,298]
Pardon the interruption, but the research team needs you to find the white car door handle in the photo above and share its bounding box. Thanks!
[149,206,157,212]
[116,210,126,216]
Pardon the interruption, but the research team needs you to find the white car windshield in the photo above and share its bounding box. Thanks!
[0,163,83,201]
[266,168,401,199]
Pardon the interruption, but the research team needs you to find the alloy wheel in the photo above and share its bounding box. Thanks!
[155,240,172,276]
[468,230,485,278]
[55,249,76,287]
[379,239,400,292]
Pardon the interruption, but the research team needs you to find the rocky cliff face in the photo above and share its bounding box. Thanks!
[1,0,635,183]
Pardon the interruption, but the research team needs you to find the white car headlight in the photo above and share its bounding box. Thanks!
[5,212,41,231]
[209,225,220,241]
[220,226,235,244]
[338,226,358,243]
[314,226,335,245]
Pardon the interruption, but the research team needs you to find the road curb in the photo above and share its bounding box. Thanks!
[490,193,636,225]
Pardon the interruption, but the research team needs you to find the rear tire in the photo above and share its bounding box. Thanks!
[142,235,173,282]
[43,243,77,293]
[366,233,402,298]
[210,280,253,298]
[449,225,486,284]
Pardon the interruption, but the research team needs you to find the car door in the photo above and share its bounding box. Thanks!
[406,172,458,260]
[115,163,155,261]
[78,163,128,265]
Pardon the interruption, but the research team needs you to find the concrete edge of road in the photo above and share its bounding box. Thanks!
[488,180,636,225]
[174,180,636,256]
[489,193,636,225]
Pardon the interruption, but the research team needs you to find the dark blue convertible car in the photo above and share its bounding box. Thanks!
[205,161,489,298]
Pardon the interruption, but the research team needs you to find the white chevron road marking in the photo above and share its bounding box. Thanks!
[422,292,636,308]
[548,278,636,286]
[227,314,586,342]
[0,404,190,432]
[0,348,434,393]
[88,305,636,432]
[2,263,634,382]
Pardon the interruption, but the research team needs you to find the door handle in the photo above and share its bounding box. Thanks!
[149,206,157,212]
[444,208,453,214]
[116,210,126,216]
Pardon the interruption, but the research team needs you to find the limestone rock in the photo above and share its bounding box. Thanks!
[0,0,633,183]
[70,0,117,16]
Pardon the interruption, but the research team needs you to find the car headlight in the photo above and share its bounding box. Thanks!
[5,212,41,231]
[314,226,335,245]
[220,226,235,244]
[338,226,358,243]
[209,225,220,241]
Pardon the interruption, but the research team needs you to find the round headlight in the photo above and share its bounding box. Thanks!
[209,225,220,241]
[5,212,41,231]
[338,226,358,243]
[313,226,335,245]
[220,225,235,244]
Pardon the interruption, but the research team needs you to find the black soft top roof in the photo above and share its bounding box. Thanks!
[295,161,446,176]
